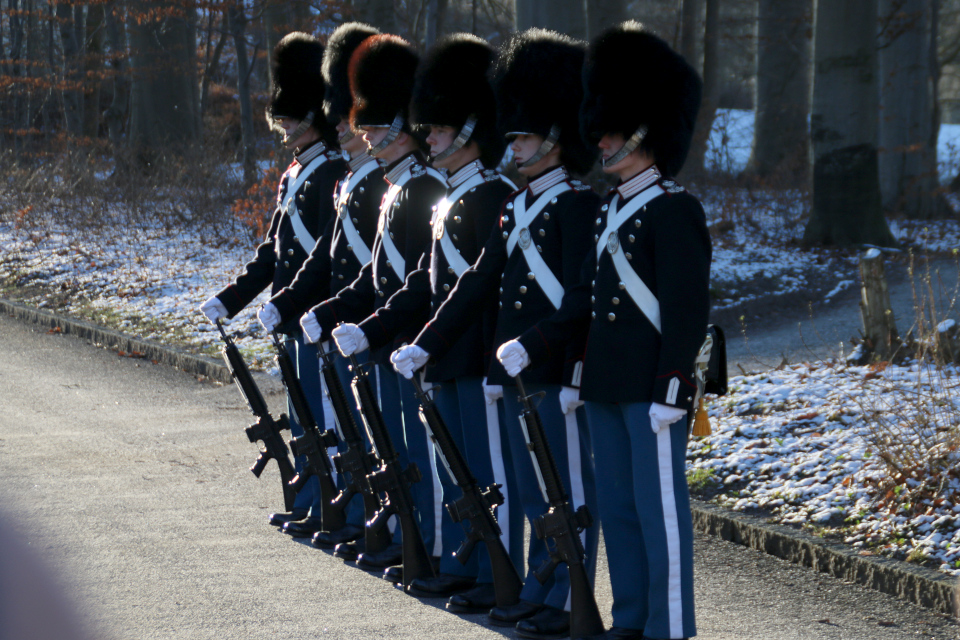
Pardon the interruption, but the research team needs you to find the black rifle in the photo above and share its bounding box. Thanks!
[409,376,523,608]
[318,349,392,554]
[271,331,347,532]
[216,320,296,511]
[348,355,435,586]
[514,375,604,639]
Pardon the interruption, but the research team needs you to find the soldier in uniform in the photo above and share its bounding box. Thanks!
[497,22,708,640]
[328,33,524,605]
[391,29,600,639]
[199,32,347,528]
[255,23,384,543]
[306,34,449,574]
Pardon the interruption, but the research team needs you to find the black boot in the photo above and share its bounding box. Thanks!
[332,541,361,560]
[281,516,324,538]
[405,574,476,598]
[515,606,570,640]
[356,543,402,570]
[311,524,364,548]
[268,509,308,527]
[446,582,497,613]
[488,600,542,627]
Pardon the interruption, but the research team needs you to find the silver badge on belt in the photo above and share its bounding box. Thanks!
[435,216,445,239]
[518,227,532,250]
[606,230,620,254]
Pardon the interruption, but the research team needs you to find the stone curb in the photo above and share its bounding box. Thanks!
[0,298,233,385]
[2,298,957,618]
[691,499,957,617]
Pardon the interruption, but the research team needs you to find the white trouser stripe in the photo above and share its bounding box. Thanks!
[562,407,586,613]
[656,427,683,638]
[428,420,443,557]
[485,398,510,552]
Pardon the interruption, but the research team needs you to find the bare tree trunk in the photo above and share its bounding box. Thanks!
[25,0,42,152]
[354,0,397,33]
[804,0,895,247]
[200,23,227,118]
[227,2,257,184]
[586,0,627,39]
[127,0,200,154]
[424,0,448,48]
[681,0,720,180]
[102,0,127,148]
[82,3,104,140]
[54,0,83,136]
[680,0,703,70]
[743,0,812,185]
[879,0,950,218]
[515,0,586,39]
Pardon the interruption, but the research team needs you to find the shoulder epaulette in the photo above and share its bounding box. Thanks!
[659,178,686,194]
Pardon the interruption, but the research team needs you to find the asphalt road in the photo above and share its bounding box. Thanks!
[725,254,960,373]
[0,313,956,639]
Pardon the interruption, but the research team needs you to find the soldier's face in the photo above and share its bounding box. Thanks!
[426,125,457,168]
[276,117,307,147]
[599,132,654,179]
[510,133,560,176]
[360,126,390,156]
[338,118,367,157]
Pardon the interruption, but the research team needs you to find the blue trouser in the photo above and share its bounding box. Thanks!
[377,364,442,553]
[326,347,368,527]
[287,334,323,513]
[501,383,598,611]
[585,401,696,640]
[431,377,524,579]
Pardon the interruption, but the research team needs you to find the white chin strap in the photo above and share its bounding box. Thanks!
[431,116,478,164]
[281,110,315,149]
[519,124,561,168]
[369,114,405,155]
[602,125,648,168]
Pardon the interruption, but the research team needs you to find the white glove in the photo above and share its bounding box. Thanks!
[649,402,687,434]
[299,312,323,344]
[331,323,369,357]
[200,296,229,324]
[390,345,429,379]
[496,340,530,378]
[559,386,584,415]
[482,377,503,405]
[257,302,282,332]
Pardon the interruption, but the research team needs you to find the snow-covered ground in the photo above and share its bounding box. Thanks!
[2,109,960,578]
[690,360,960,578]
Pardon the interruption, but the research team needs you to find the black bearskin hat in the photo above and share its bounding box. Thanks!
[322,22,379,123]
[349,34,419,131]
[492,28,597,175]
[410,33,504,167]
[581,21,702,177]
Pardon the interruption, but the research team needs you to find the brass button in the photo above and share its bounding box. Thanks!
[447,267,455,275]
[443,284,450,291]
[454,216,462,224]
[386,260,392,267]
[298,194,305,202]
[596,218,602,226]
[591,311,596,319]
[626,252,632,260]
[347,244,353,251]
[520,286,528,294]
[359,186,365,193]
[341,258,347,264]
[284,261,290,268]
[502,215,510,223]
[353,218,359,224]
[287,249,295,256]
[608,313,616,321]
[527,272,535,280]
[389,232,395,239]
[452,234,458,241]
[506,202,514,210]
[537,245,542,253]
[543,212,550,220]
[378,290,385,297]
[305,181,311,188]
[338,274,344,280]
[635,219,641,228]
[591,295,595,303]
[514,301,522,309]
[601,204,609,212]
[612,297,620,305]
[538,229,545,237]
[294,236,299,243]
[628,234,635,243]
[380,277,387,284]
[619,282,626,290]
[502,231,509,239]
